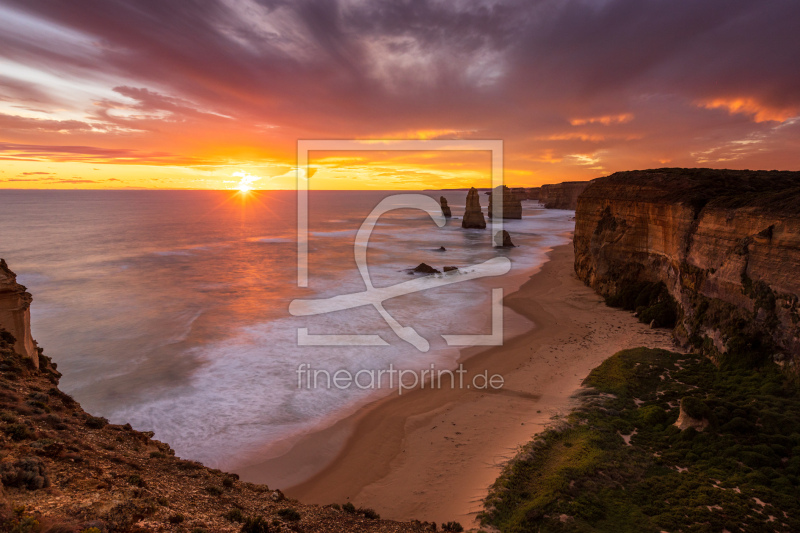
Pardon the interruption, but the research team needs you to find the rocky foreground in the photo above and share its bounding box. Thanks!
[0,262,434,533]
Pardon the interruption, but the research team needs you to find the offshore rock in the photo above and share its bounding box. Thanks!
[413,263,441,274]
[440,196,452,218]
[488,185,523,219]
[494,230,516,248]
[462,187,487,229]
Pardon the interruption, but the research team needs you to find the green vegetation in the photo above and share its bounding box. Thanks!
[241,515,272,533]
[605,281,677,328]
[277,507,301,521]
[481,348,800,532]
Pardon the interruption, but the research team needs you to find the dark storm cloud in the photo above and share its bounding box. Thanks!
[1,0,799,175]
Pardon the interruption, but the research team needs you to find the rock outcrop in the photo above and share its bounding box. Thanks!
[462,187,487,229]
[539,181,589,210]
[488,186,523,219]
[574,169,800,368]
[494,230,515,248]
[439,196,452,218]
[413,263,441,274]
[0,259,38,368]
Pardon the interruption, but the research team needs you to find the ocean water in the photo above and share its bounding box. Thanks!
[0,190,574,470]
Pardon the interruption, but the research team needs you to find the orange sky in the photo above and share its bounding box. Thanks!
[1,1,799,190]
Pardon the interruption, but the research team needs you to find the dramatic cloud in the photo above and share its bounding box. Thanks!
[0,0,798,188]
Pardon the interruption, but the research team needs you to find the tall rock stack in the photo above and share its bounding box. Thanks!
[0,259,39,368]
[439,196,452,218]
[461,187,487,229]
[488,185,523,219]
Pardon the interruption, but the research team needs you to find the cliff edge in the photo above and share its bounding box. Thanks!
[574,168,800,369]
[0,259,39,368]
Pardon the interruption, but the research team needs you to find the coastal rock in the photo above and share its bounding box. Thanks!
[0,259,39,367]
[443,266,458,272]
[437,246,446,252]
[574,168,800,367]
[494,230,516,248]
[461,187,486,229]
[439,196,452,218]
[413,263,441,274]
[488,185,523,219]
[539,181,589,210]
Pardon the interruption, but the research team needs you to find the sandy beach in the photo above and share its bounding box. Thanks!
[240,242,676,526]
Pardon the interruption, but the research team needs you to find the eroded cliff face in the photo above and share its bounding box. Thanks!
[0,259,39,367]
[574,169,800,369]
[540,181,589,210]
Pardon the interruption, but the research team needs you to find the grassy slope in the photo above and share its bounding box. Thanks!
[481,348,800,533]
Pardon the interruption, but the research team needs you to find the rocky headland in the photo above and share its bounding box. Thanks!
[573,168,800,369]
[538,181,589,210]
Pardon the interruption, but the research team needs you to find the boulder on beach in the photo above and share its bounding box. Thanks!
[493,230,515,247]
[461,187,486,229]
[439,196,452,218]
[413,263,441,274]
[437,246,446,252]
[443,266,458,272]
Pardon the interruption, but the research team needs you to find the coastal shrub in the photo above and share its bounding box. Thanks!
[224,509,244,523]
[4,422,35,441]
[276,508,300,521]
[167,513,185,524]
[359,507,380,519]
[442,522,464,532]
[341,502,356,514]
[223,476,235,488]
[0,457,50,490]
[240,515,271,533]
[205,485,223,496]
[149,451,166,459]
[85,416,108,429]
[157,497,169,507]
[127,475,145,488]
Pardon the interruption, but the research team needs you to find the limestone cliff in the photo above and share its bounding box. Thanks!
[488,185,522,219]
[462,187,487,229]
[574,168,800,369]
[0,259,39,368]
[540,181,589,210]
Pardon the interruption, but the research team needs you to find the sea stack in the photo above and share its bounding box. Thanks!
[488,185,523,219]
[494,230,516,247]
[439,196,452,218]
[462,187,487,229]
[0,259,39,368]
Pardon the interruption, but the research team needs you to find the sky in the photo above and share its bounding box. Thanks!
[1,0,799,190]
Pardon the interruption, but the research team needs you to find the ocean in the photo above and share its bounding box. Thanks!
[0,190,574,473]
